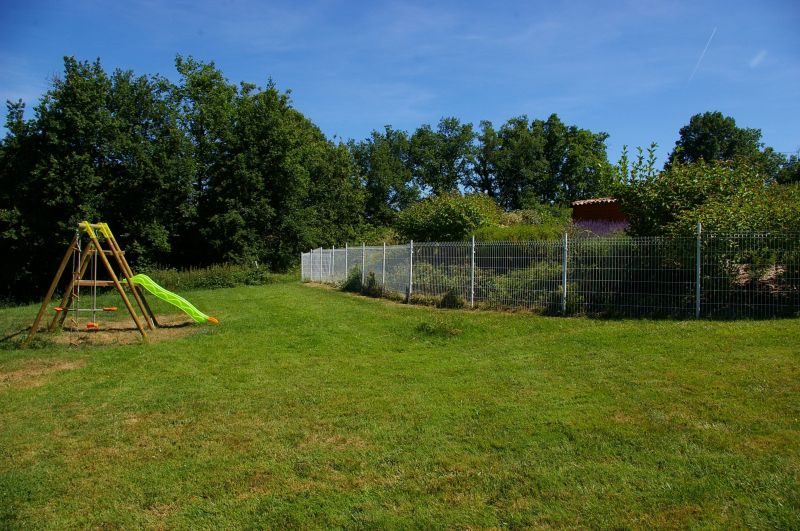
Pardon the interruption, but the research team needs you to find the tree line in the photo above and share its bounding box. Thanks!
[1,57,797,301]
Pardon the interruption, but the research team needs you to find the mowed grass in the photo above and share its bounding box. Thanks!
[1,282,799,528]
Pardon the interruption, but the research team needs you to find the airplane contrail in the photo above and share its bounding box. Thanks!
[689,27,717,82]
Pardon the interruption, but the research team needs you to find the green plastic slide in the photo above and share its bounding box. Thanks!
[125,274,219,324]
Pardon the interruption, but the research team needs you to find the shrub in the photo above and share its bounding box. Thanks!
[438,289,465,309]
[474,224,564,242]
[396,193,501,242]
[340,268,362,293]
[667,182,800,236]
[618,158,767,236]
[362,271,383,297]
[485,262,563,312]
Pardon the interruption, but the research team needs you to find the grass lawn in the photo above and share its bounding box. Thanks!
[1,281,799,528]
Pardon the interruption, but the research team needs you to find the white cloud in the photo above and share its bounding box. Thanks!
[749,50,767,68]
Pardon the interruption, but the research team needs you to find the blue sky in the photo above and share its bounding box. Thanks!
[2,0,799,166]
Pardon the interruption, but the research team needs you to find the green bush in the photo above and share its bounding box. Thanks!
[618,158,767,236]
[362,272,383,297]
[438,289,465,309]
[474,223,564,242]
[396,193,501,242]
[668,182,800,235]
[340,268,364,293]
[485,262,563,312]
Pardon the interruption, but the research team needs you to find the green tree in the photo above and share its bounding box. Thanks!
[467,120,499,197]
[776,154,800,184]
[0,57,195,300]
[410,117,475,195]
[666,112,784,175]
[349,126,418,226]
[174,56,366,269]
[494,114,612,208]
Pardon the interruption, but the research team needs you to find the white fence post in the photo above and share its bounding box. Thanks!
[345,243,348,276]
[562,232,568,314]
[408,240,414,302]
[470,235,475,308]
[361,242,366,286]
[382,242,386,288]
[330,245,335,282]
[696,222,702,319]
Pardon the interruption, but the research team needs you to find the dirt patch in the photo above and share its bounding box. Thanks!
[0,357,86,388]
[50,313,202,346]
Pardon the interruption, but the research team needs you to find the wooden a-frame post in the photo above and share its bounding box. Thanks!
[22,234,78,347]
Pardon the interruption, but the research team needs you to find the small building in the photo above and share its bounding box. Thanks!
[571,198,628,235]
[571,197,626,223]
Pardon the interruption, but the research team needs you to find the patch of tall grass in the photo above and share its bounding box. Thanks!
[143,264,295,291]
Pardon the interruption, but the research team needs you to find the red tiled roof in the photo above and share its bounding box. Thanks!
[571,197,618,206]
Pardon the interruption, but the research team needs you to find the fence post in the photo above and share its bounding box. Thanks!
[361,242,366,286]
[696,222,702,319]
[312,248,316,282]
[562,232,568,315]
[345,243,348,276]
[408,240,414,302]
[382,242,386,288]
[330,245,334,282]
[470,235,475,308]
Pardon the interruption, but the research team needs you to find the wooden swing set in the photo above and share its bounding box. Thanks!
[23,221,158,347]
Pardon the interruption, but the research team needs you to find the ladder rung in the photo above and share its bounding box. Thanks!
[55,307,118,312]
[84,249,124,256]
[75,280,117,287]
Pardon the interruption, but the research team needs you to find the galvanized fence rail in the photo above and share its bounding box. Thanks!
[300,228,800,319]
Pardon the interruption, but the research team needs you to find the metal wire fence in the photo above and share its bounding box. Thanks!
[300,230,800,319]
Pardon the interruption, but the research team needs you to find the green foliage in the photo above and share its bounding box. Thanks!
[618,158,768,236]
[613,143,659,190]
[176,56,365,269]
[0,58,195,301]
[492,114,614,208]
[668,111,764,167]
[474,204,570,242]
[0,56,366,301]
[467,120,499,197]
[396,193,501,242]
[409,117,475,195]
[349,126,419,226]
[669,182,800,235]
[340,268,362,292]
[143,264,292,291]
[666,111,790,182]
[473,224,564,242]
[362,272,383,298]
[437,289,465,309]
[777,155,800,185]
[485,262,563,312]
